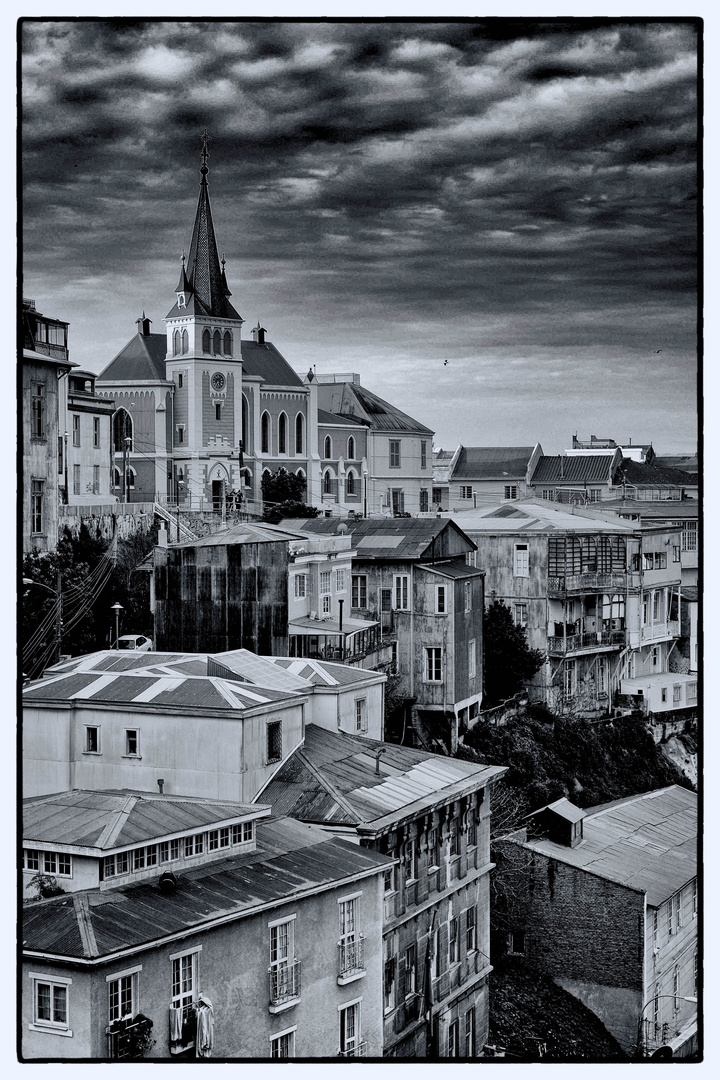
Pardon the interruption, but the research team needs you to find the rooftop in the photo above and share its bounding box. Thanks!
[444,501,633,534]
[282,516,475,560]
[22,817,391,961]
[317,379,433,435]
[616,458,697,488]
[23,790,265,852]
[167,520,309,549]
[451,446,537,481]
[521,785,697,906]
[530,454,619,486]
[262,724,505,835]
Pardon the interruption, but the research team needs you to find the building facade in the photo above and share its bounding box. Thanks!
[432,445,543,511]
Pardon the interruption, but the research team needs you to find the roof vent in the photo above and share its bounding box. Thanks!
[158,871,178,895]
[157,778,165,795]
[252,322,266,345]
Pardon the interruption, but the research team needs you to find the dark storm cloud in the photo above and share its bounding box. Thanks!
[21,18,698,451]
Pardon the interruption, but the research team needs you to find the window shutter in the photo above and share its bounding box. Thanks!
[398,955,406,1001]
[438,923,449,976]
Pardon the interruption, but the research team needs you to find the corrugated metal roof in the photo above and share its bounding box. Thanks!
[269,658,383,688]
[451,446,536,480]
[317,381,433,435]
[530,455,617,485]
[283,516,473,561]
[239,340,305,387]
[445,502,633,535]
[317,408,365,428]
[97,332,169,384]
[24,790,264,849]
[22,818,390,959]
[522,786,697,906]
[173,520,306,548]
[617,458,697,487]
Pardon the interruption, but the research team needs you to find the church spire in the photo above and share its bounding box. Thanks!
[182,130,241,320]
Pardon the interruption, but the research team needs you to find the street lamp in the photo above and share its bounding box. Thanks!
[637,995,697,1057]
[24,574,62,665]
[111,602,124,649]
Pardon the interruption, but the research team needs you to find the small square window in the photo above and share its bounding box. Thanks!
[125,729,138,756]
[509,930,525,955]
[85,726,100,753]
[32,977,70,1032]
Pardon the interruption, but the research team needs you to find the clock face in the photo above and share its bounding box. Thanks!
[211,372,226,391]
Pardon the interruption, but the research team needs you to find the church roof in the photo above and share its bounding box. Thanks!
[240,340,305,387]
[97,332,169,384]
[317,380,433,435]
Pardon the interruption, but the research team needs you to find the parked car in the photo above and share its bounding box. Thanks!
[114,635,153,651]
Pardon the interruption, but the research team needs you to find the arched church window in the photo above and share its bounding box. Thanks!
[324,435,332,459]
[213,330,221,355]
[242,395,250,450]
[261,412,270,454]
[278,413,287,455]
[112,408,133,452]
[223,331,232,357]
[323,469,333,494]
[346,470,357,495]
[126,467,136,490]
[202,328,211,354]
[295,470,307,498]
[173,330,180,357]
[181,329,189,355]
[112,467,121,489]
[295,413,304,455]
[347,436,355,460]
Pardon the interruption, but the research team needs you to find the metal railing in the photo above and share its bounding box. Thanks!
[338,935,365,978]
[269,959,301,1006]
[548,571,627,595]
[339,1041,366,1057]
[547,630,626,654]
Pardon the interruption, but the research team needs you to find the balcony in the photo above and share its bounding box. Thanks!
[107,1015,154,1060]
[339,1042,366,1057]
[547,630,626,655]
[548,571,627,596]
[338,935,365,984]
[269,959,301,1012]
[30,340,69,362]
[641,621,680,643]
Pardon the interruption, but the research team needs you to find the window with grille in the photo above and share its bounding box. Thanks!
[514,544,529,577]
[171,953,196,1014]
[339,1001,360,1055]
[425,647,442,682]
[394,575,409,610]
[504,485,517,500]
[389,440,401,467]
[31,479,44,534]
[468,639,476,679]
[436,585,446,613]
[271,1029,295,1058]
[461,486,473,499]
[352,575,367,607]
[355,698,368,734]
[466,907,476,952]
[514,603,528,627]
[184,834,204,858]
[294,574,307,599]
[681,521,697,552]
[232,821,254,845]
[32,976,70,1032]
[108,973,136,1024]
[267,721,282,763]
[31,383,46,438]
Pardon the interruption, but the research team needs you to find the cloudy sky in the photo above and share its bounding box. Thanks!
[21,18,698,453]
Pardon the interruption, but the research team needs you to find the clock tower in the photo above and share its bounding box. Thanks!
[165,131,245,510]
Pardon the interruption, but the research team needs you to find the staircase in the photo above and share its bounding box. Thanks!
[153,503,198,543]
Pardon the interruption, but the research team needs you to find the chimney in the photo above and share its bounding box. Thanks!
[136,312,152,336]
[252,322,266,344]
[157,524,168,548]
[157,778,165,795]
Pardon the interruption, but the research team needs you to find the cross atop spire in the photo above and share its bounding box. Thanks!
[200,128,212,174]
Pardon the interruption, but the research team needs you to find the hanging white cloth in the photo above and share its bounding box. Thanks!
[169,1006,183,1042]
[196,998,214,1058]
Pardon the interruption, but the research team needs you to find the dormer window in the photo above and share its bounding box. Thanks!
[177,293,186,308]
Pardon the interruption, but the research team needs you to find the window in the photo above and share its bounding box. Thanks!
[681,521,697,552]
[564,659,576,697]
[278,413,287,454]
[461,486,473,500]
[466,811,477,848]
[108,971,137,1025]
[514,544,529,577]
[72,414,81,447]
[223,331,232,357]
[346,470,357,495]
[384,954,396,1012]
[509,930,526,955]
[92,465,100,495]
[85,726,100,753]
[425,647,443,682]
[404,839,418,885]
[31,479,44,534]
[355,698,368,734]
[261,412,270,454]
[448,1019,459,1057]
[449,819,459,857]
[321,593,332,616]
[177,426,184,444]
[587,488,602,503]
[180,329,189,354]
[675,890,683,930]
[384,866,396,895]
[541,488,555,501]
[347,436,355,460]
[31,383,46,438]
[464,1008,475,1058]
[39,851,71,876]
[73,464,81,495]
[319,570,331,594]
[673,684,682,703]
[428,827,440,870]
[270,918,297,1004]
[31,974,71,1033]
[267,720,282,763]
[184,834,204,858]
[178,373,184,388]
[93,416,101,448]
[694,948,698,995]
[420,489,429,512]
[294,574,307,599]
[171,952,196,1016]
[393,575,409,610]
[202,328,211,353]
[449,918,459,964]
[232,821,254,845]
[323,470,334,495]
[404,943,417,998]
[673,545,681,562]
[653,591,664,622]
[513,602,528,627]
[692,879,697,917]
[466,907,477,953]
[336,569,347,592]
[125,729,139,757]
[504,485,518,500]
[271,1028,296,1058]
[213,330,222,355]
[431,928,440,979]
[654,552,667,569]
[466,550,477,567]
[339,1001,361,1056]
[651,646,660,669]
[24,849,40,871]
[673,965,680,1010]
[652,908,658,946]
[391,489,405,514]
[389,440,401,467]
[436,585,447,614]
[661,687,668,703]
[468,639,476,679]
[324,435,332,459]
[352,575,367,608]
[338,896,363,979]
[215,402,222,421]
[420,440,427,470]
[465,581,472,612]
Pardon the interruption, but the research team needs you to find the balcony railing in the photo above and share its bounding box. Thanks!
[548,571,627,595]
[269,959,301,1006]
[339,1041,366,1058]
[107,1015,154,1060]
[547,630,626,655]
[30,340,69,362]
[641,621,680,642]
[338,935,365,979]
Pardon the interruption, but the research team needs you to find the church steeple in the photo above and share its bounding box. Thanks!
[167,130,242,321]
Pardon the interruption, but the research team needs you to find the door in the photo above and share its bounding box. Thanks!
[212,479,224,512]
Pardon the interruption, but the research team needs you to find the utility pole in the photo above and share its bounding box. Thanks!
[63,432,69,504]
[123,434,131,504]
[54,571,62,663]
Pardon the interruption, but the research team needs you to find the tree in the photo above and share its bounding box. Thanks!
[483,600,544,707]
[261,468,307,505]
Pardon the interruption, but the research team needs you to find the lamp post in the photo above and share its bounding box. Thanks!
[63,431,69,504]
[111,602,124,649]
[23,573,62,665]
[636,995,697,1058]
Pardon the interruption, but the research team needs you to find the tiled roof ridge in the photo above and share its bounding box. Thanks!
[296,748,360,821]
[73,894,99,958]
[95,795,137,849]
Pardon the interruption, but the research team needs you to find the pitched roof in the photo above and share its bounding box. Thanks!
[616,458,697,487]
[317,380,433,435]
[267,657,385,688]
[444,502,634,535]
[170,520,307,548]
[521,785,697,906]
[22,818,391,960]
[530,455,617,485]
[240,340,305,387]
[451,446,536,481]
[97,332,169,383]
[23,790,264,851]
[317,408,365,427]
[653,455,698,475]
[281,516,474,560]
[262,724,505,834]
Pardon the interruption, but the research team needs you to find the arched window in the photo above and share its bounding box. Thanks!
[278,412,287,455]
[295,469,306,498]
[173,330,180,356]
[181,329,189,355]
[213,329,221,355]
[202,328,211,354]
[223,331,232,357]
[242,395,250,450]
[261,412,270,454]
[112,467,121,489]
[324,435,332,459]
[346,469,357,495]
[347,436,355,460]
[295,413,304,455]
[323,469,333,494]
[112,408,133,452]
[126,467,136,490]
[240,467,252,488]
